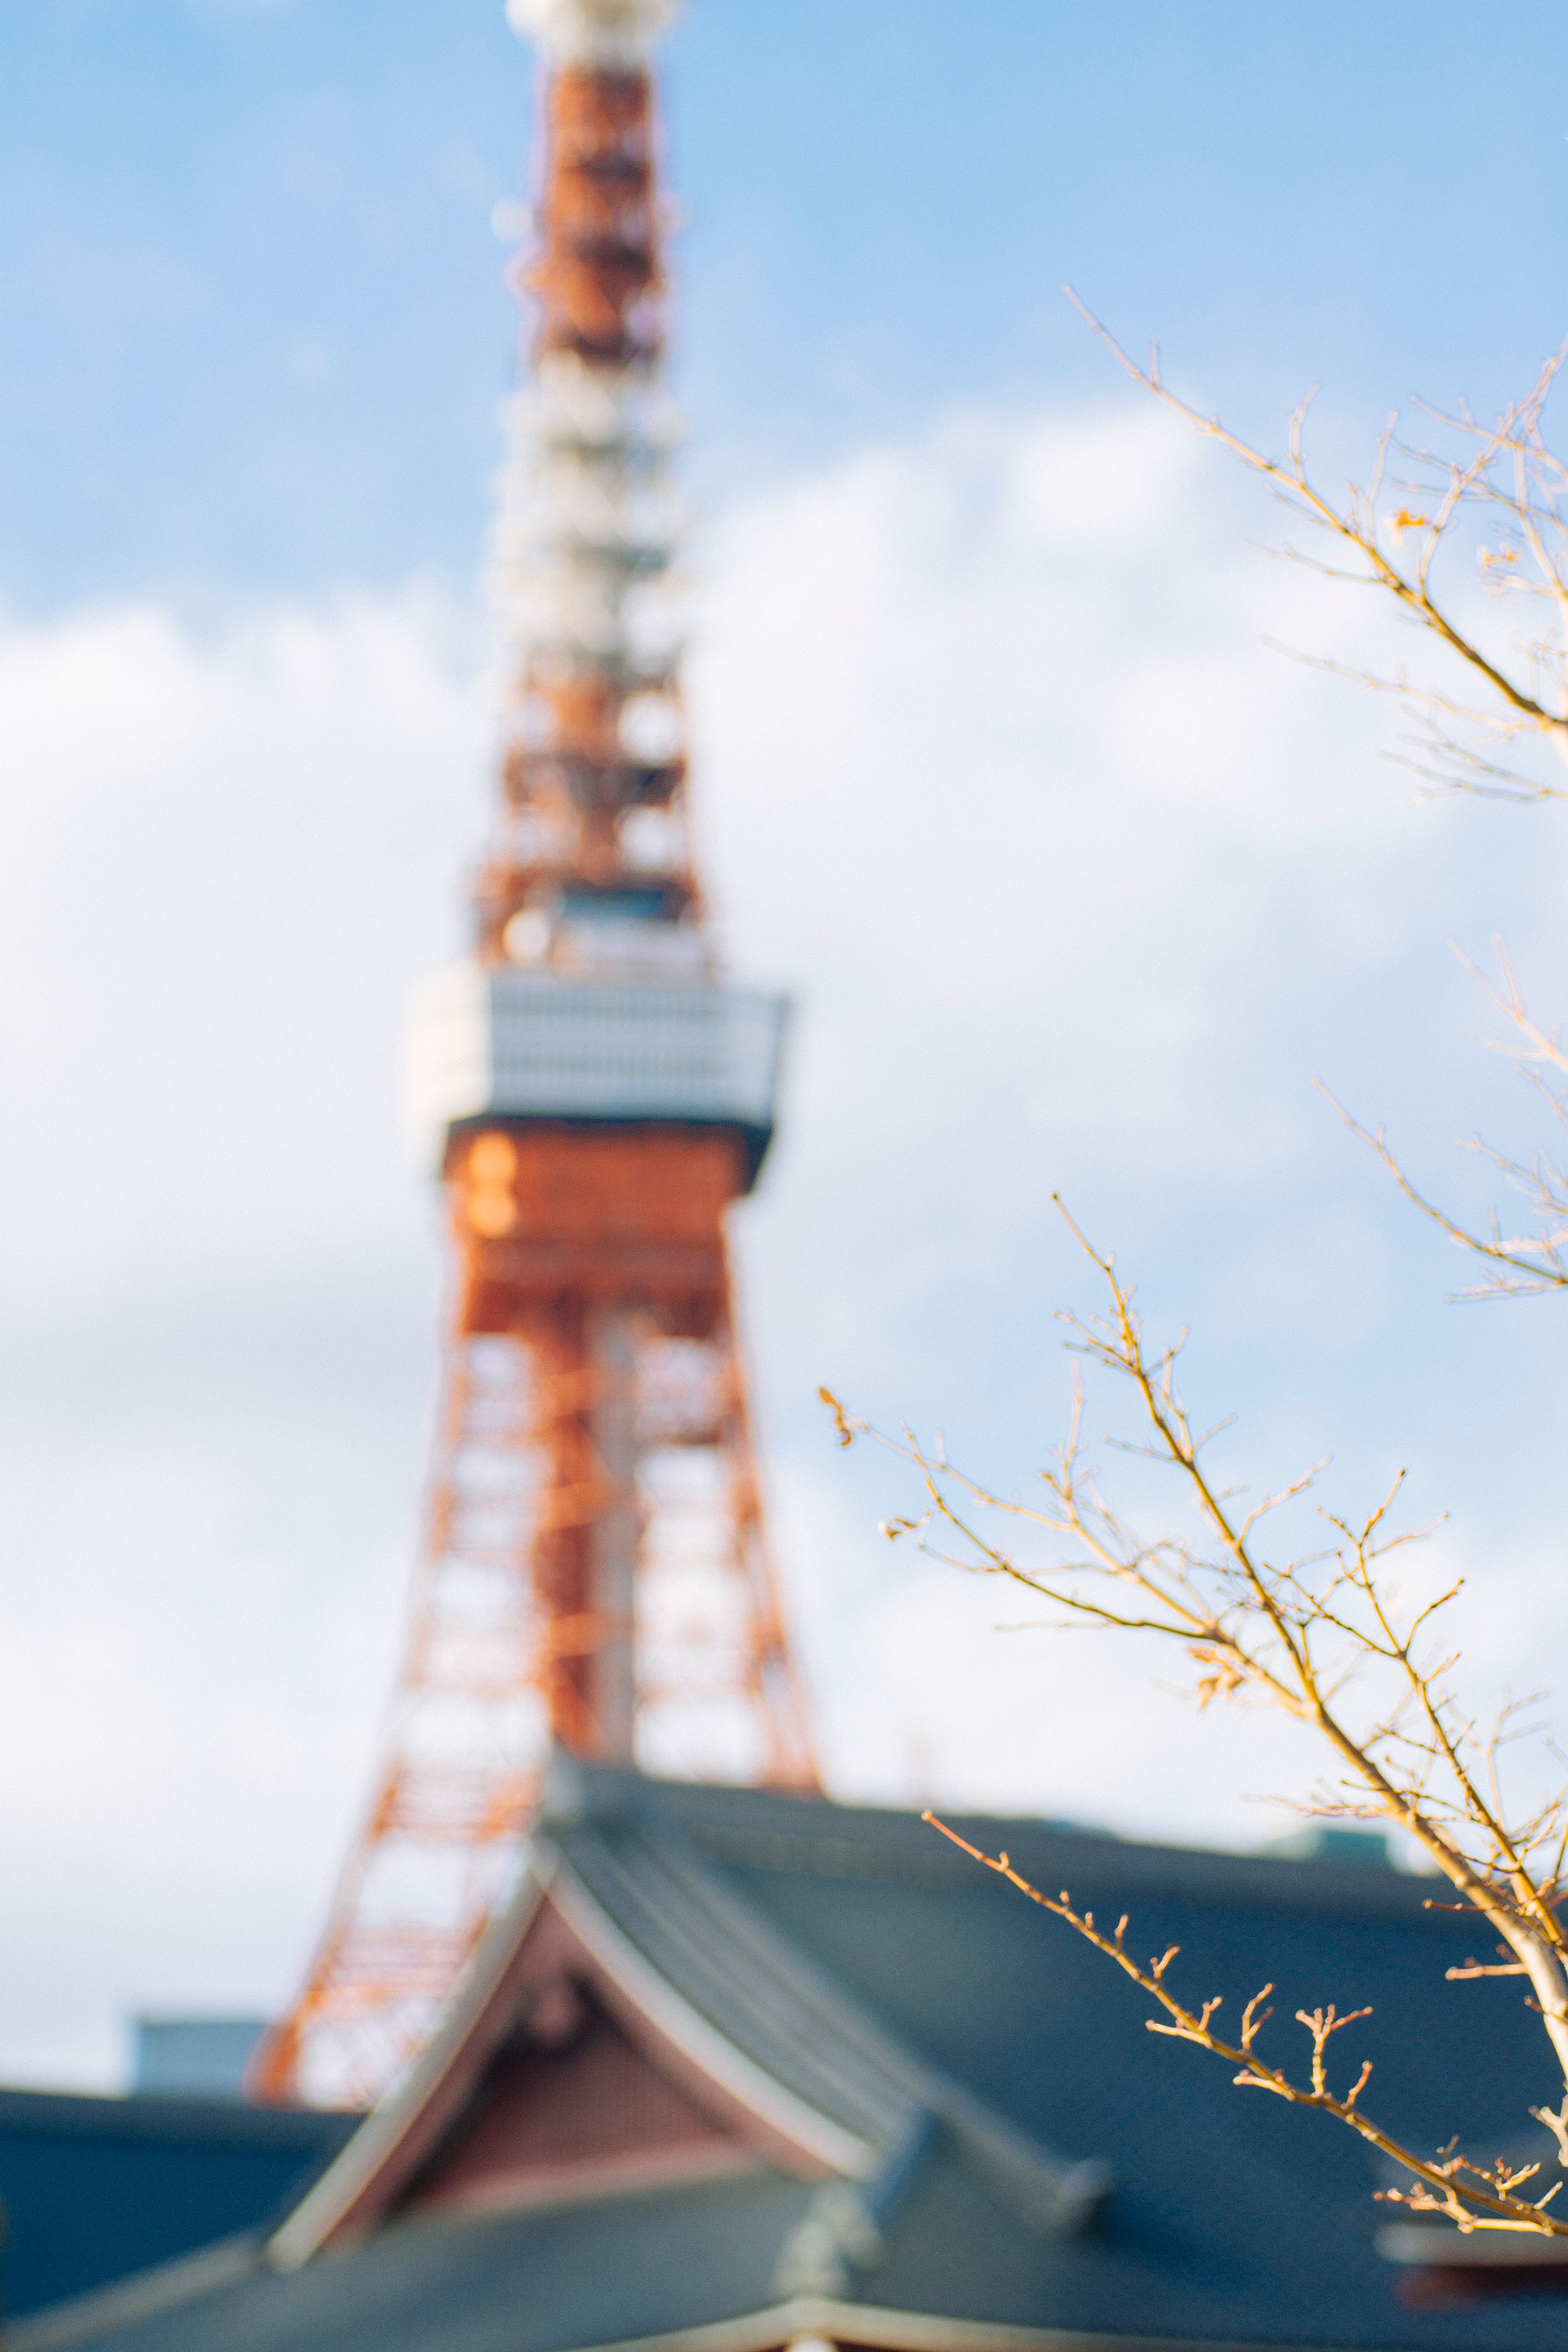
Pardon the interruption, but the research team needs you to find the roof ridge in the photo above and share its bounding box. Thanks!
[561,1823,920,2137]
[549,1815,1108,2237]
[558,1768,1435,1919]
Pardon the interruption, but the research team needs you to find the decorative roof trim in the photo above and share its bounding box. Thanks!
[5,2233,262,2352]
[549,1860,875,2178]
[1377,2220,1568,2268]
[5,2272,1336,2352]
[413,2139,765,2224]
[514,2291,1345,2352]
[267,1860,554,2270]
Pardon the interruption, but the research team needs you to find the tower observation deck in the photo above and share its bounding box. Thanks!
[251,0,818,2111]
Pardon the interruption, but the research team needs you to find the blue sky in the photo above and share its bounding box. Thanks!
[3,1,1566,605]
[3,2,1568,2085]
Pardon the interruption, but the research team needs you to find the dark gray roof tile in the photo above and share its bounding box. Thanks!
[35,1769,1568,2350]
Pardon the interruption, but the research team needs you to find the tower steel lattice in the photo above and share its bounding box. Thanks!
[250,0,817,2112]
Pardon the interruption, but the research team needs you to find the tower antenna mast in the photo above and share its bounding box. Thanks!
[252,0,817,2110]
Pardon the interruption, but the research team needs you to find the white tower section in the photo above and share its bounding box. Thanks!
[506,0,678,69]
[412,0,788,1185]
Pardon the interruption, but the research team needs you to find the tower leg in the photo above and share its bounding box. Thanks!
[252,1138,816,2108]
[589,1308,641,1762]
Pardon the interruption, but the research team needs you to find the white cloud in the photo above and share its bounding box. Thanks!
[698,401,1496,1432]
[696,404,1439,1196]
[0,590,488,1307]
[775,1456,1328,1849]
[0,401,1563,2086]
[697,401,1568,1834]
[0,590,488,2085]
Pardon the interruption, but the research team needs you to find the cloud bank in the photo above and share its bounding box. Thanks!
[0,401,1562,2086]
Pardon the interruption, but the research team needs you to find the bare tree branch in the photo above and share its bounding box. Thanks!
[1065,292,1568,802]
[924,1813,1563,2236]
[825,1206,1568,2232]
[1318,937,1568,1299]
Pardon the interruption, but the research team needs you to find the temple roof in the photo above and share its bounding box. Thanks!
[22,1766,1568,2351]
[0,2087,357,2325]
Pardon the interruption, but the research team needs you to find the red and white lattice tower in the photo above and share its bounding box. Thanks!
[250,0,818,2111]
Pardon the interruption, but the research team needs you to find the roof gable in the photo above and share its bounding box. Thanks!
[274,1769,1100,2263]
[38,1766,1568,2350]
[272,1856,836,2259]
[396,1974,758,2220]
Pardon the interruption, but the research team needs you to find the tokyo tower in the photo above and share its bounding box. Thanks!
[251,0,818,2111]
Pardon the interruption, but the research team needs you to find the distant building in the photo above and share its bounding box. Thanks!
[131,2020,270,2102]
[12,1762,1568,2350]
[1258,1827,1395,1868]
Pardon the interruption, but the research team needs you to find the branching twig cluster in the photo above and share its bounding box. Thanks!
[923,1814,1555,2238]
[1070,307,1568,1303]
[1323,941,1568,1300]
[1069,296,1568,805]
[828,328,1568,2234]
[821,1202,1568,2234]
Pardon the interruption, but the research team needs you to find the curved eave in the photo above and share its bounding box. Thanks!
[383,2294,1341,2352]
[264,1845,868,2274]
[266,1866,557,2272]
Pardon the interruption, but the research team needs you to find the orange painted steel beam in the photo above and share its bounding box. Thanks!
[249,0,816,2112]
